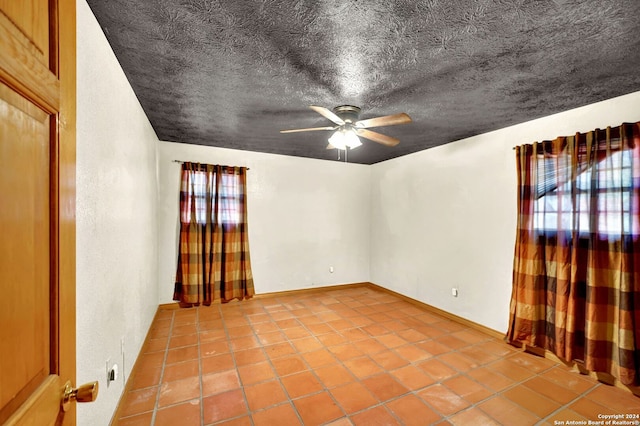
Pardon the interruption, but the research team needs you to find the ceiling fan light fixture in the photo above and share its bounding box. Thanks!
[329,128,361,150]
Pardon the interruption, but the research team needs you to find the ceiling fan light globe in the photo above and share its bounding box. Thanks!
[328,131,347,150]
[344,131,362,149]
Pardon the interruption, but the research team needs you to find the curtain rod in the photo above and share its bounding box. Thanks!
[172,160,249,170]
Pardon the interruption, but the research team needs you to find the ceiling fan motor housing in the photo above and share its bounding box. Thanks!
[333,105,361,123]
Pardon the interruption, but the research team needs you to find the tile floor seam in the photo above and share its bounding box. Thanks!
[150,310,174,425]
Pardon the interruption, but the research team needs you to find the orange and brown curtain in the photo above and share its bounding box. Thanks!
[174,162,255,306]
[506,122,640,386]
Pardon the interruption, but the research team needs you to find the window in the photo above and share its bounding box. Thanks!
[533,150,638,237]
[180,170,242,225]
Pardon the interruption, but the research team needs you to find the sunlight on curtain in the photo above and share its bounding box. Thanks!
[174,163,255,306]
[507,122,640,386]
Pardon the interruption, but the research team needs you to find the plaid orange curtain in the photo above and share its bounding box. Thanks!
[173,163,255,306]
[506,122,640,386]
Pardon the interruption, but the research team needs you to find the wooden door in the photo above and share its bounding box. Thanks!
[0,0,78,424]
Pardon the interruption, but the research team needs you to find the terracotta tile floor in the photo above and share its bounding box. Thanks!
[112,286,640,425]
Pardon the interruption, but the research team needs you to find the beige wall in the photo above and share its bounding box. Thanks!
[370,91,640,333]
[157,142,371,303]
[76,1,160,424]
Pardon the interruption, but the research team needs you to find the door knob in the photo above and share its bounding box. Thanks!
[61,381,99,411]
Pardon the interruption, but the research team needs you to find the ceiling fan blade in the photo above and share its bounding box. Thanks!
[355,113,412,129]
[309,105,345,125]
[280,126,336,134]
[355,128,400,147]
[326,143,336,150]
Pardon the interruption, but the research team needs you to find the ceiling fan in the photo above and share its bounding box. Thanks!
[280,105,412,150]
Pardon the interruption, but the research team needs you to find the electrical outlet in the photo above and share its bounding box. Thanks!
[451,287,458,297]
[329,266,334,273]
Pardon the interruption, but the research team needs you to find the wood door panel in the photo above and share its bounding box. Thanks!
[0,0,76,423]
[0,81,53,424]
[0,10,59,114]
[0,1,49,65]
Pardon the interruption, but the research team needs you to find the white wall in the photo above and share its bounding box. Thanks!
[76,1,160,424]
[157,142,371,304]
[370,91,640,333]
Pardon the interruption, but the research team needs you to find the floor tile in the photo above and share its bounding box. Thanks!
[376,333,408,349]
[293,391,344,425]
[352,338,388,355]
[158,376,200,407]
[237,361,276,385]
[244,379,288,411]
[393,344,431,363]
[370,350,409,370]
[315,363,355,388]
[229,335,259,351]
[486,358,537,382]
[327,343,365,361]
[390,365,435,391]
[129,366,162,390]
[417,358,458,381]
[162,359,199,383]
[166,345,199,364]
[442,374,492,404]
[280,370,324,398]
[233,347,267,366]
[417,384,471,416]
[264,342,297,359]
[169,333,198,349]
[251,403,302,426]
[345,354,387,379]
[330,382,378,414]
[200,339,230,357]
[202,369,240,396]
[478,395,540,426]
[302,348,339,368]
[502,384,560,418]
[201,353,234,375]
[521,376,580,405]
[154,399,200,426]
[386,394,443,426]
[350,405,401,426]
[448,407,499,425]
[362,373,410,402]
[539,367,597,394]
[507,351,556,373]
[271,354,308,377]
[544,408,588,424]
[290,336,324,353]
[144,337,168,353]
[202,389,248,424]
[438,352,478,372]
[318,332,349,347]
[118,387,158,418]
[584,385,640,412]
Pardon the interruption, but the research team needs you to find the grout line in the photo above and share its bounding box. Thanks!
[150,310,174,425]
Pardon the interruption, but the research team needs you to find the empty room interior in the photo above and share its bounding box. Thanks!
[4,0,640,425]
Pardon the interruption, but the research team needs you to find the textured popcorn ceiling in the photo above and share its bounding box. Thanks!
[87,0,640,164]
